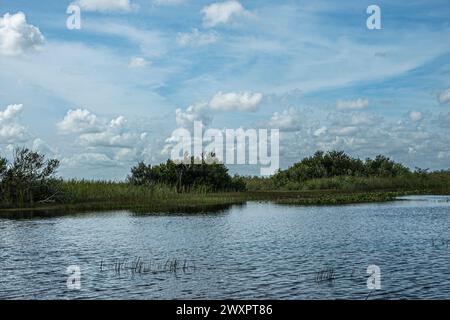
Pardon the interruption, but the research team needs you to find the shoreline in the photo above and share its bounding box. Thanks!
[1,189,447,216]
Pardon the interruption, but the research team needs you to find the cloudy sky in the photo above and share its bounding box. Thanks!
[0,0,449,179]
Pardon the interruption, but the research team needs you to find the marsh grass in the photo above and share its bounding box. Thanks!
[2,149,449,215]
[1,174,449,215]
[245,173,450,193]
[0,186,403,216]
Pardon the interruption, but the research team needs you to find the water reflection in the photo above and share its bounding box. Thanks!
[0,203,243,220]
[0,196,449,299]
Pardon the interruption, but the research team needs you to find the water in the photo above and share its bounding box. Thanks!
[1,195,449,299]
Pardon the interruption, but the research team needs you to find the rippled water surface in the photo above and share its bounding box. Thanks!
[1,196,450,299]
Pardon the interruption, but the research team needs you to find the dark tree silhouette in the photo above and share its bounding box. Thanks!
[128,153,246,192]
[0,147,61,206]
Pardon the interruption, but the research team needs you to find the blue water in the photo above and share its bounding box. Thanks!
[1,195,449,299]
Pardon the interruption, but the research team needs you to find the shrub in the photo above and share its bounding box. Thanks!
[128,154,246,192]
[0,147,62,206]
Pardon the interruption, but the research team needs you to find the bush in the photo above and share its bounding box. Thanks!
[0,147,62,206]
[272,150,411,185]
[128,154,246,192]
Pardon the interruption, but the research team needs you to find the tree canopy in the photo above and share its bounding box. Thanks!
[0,147,61,206]
[273,150,411,184]
[128,154,246,192]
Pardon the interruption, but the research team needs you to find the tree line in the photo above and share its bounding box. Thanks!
[272,150,412,185]
[1,147,447,208]
[128,154,246,192]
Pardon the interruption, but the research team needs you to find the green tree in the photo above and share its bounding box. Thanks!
[128,153,246,192]
[0,147,61,206]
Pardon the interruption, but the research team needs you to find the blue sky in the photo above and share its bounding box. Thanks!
[0,0,449,179]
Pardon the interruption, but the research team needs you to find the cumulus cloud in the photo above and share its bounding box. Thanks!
[74,0,137,12]
[58,109,148,149]
[176,29,219,47]
[0,104,28,143]
[61,152,119,168]
[128,57,150,68]
[336,98,369,110]
[79,131,142,148]
[313,126,327,137]
[174,91,263,128]
[58,110,136,148]
[0,12,44,56]
[330,126,359,136]
[57,108,153,170]
[437,88,450,104]
[175,103,212,128]
[409,111,423,122]
[278,107,450,172]
[267,108,302,131]
[0,103,23,122]
[57,109,102,134]
[325,111,381,139]
[78,116,147,149]
[202,1,252,28]
[32,138,58,156]
[349,113,379,126]
[209,91,262,112]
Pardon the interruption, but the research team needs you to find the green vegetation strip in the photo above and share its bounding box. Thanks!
[1,148,449,215]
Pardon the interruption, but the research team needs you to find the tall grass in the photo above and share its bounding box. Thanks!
[245,172,450,194]
[1,173,449,214]
[60,179,178,203]
[22,179,250,213]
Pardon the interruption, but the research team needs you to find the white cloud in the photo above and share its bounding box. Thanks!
[57,109,152,169]
[0,104,28,143]
[86,21,167,57]
[74,0,137,12]
[0,104,23,122]
[32,138,58,156]
[202,1,252,28]
[58,109,148,150]
[209,91,262,112]
[437,88,450,104]
[279,107,450,171]
[61,152,119,168]
[267,108,301,131]
[56,109,156,176]
[0,124,27,143]
[313,126,327,137]
[128,57,149,68]
[349,113,379,126]
[176,29,219,47]
[409,111,423,122]
[79,131,141,148]
[110,115,126,128]
[336,98,369,110]
[79,116,145,149]
[0,12,44,56]
[175,103,212,128]
[0,41,172,119]
[57,109,101,134]
[174,91,263,128]
[330,126,359,136]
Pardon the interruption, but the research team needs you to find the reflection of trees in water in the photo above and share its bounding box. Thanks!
[0,202,246,219]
